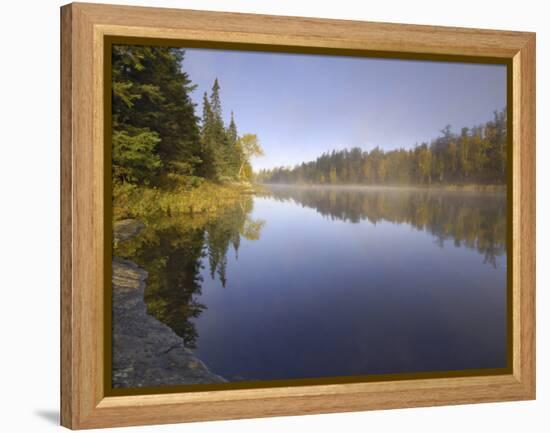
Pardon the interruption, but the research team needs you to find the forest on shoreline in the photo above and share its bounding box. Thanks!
[111,45,267,346]
[111,45,262,221]
[111,44,508,224]
[258,110,507,186]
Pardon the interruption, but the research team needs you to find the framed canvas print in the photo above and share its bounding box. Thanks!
[60,2,536,429]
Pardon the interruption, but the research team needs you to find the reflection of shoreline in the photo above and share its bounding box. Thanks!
[114,197,264,350]
[262,185,507,267]
[112,220,225,388]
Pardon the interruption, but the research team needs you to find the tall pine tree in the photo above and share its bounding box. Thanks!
[226,111,240,177]
[200,78,243,181]
[112,45,201,184]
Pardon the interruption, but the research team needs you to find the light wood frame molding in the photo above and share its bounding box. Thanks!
[61,2,536,429]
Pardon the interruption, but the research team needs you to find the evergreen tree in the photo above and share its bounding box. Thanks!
[112,45,201,184]
[198,79,262,181]
[200,79,232,180]
[200,91,218,179]
[112,127,161,184]
[225,111,240,177]
[210,78,222,120]
[227,111,238,145]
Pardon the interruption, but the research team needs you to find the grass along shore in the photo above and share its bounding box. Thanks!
[113,179,261,223]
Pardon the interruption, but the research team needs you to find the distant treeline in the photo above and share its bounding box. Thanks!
[258,110,507,185]
[112,45,261,188]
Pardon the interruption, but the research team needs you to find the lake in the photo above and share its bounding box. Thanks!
[119,185,508,383]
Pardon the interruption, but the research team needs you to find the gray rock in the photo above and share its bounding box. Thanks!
[113,219,145,243]
[111,223,225,388]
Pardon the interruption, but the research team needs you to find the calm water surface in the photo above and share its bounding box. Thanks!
[123,185,508,382]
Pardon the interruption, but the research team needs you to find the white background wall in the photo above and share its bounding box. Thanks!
[0,0,546,431]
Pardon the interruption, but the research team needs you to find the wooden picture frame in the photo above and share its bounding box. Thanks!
[61,2,535,429]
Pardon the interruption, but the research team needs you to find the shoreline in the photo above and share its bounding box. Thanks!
[112,219,225,388]
[260,182,506,194]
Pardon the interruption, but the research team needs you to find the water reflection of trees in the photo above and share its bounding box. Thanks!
[114,187,505,347]
[114,197,264,348]
[264,186,507,266]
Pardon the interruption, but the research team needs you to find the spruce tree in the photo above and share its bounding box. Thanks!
[200,91,217,179]
[111,45,201,184]
[226,111,240,178]
[210,78,222,121]
[227,111,238,145]
[208,79,231,180]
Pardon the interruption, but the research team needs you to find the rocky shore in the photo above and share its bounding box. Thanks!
[112,219,225,388]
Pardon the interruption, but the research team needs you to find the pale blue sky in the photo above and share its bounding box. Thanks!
[182,48,506,171]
